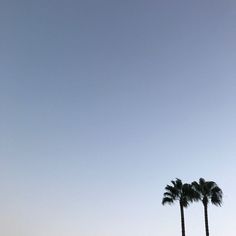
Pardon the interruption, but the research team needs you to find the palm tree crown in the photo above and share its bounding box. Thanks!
[162,178,195,207]
[191,178,223,206]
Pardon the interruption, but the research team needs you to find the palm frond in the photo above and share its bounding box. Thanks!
[164,192,176,198]
[211,186,223,206]
[165,185,179,196]
[199,178,206,186]
[162,197,174,205]
[175,178,183,190]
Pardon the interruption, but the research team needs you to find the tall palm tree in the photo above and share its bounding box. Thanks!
[191,178,223,236]
[162,178,195,236]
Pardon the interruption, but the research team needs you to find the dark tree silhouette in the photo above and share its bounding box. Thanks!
[191,178,223,236]
[162,178,196,236]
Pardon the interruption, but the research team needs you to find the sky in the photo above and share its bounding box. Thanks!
[1,0,236,235]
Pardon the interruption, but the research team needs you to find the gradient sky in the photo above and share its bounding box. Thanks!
[1,0,236,235]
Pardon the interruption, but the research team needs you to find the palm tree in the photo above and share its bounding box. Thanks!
[162,178,195,236]
[191,178,223,236]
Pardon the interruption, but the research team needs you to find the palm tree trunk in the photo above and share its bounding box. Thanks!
[204,203,209,236]
[180,203,186,236]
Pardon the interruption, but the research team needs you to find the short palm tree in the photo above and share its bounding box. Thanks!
[191,178,223,236]
[162,178,195,236]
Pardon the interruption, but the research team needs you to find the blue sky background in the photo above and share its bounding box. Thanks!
[1,0,236,235]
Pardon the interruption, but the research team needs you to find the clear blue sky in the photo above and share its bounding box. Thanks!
[1,0,236,235]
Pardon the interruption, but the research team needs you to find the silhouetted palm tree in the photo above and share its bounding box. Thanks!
[191,178,223,236]
[162,178,195,236]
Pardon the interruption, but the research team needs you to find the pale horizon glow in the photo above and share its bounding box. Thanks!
[1,1,236,235]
